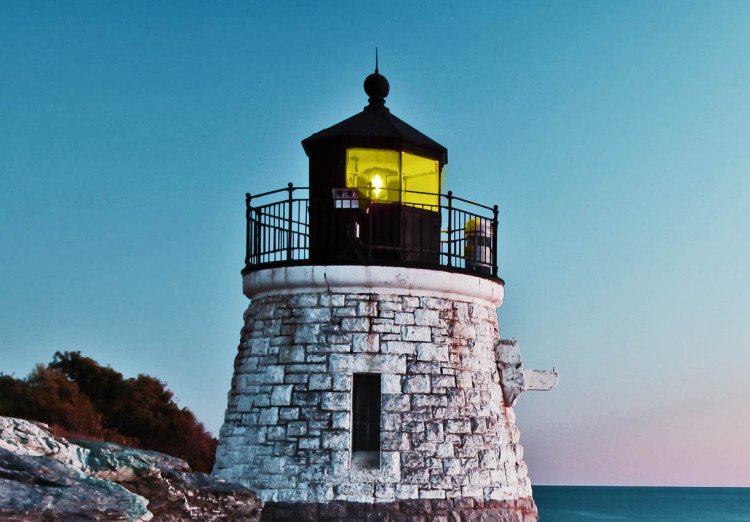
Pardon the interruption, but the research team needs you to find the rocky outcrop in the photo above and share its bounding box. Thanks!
[0,416,262,521]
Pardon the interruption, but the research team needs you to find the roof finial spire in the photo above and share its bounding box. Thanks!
[364,48,389,109]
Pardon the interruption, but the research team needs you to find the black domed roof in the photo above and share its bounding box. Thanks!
[302,71,447,164]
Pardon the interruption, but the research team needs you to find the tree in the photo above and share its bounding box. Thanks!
[26,365,103,437]
[0,351,218,473]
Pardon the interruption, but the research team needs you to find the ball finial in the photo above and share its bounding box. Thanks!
[364,47,389,107]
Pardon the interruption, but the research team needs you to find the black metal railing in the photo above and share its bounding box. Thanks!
[244,183,500,280]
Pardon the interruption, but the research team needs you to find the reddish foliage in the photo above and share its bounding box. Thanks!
[0,352,218,473]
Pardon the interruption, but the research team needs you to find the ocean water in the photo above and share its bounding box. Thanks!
[533,486,750,521]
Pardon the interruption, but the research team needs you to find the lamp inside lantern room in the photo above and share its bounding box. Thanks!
[345,148,441,209]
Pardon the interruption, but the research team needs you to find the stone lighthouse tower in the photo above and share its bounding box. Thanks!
[213,67,558,521]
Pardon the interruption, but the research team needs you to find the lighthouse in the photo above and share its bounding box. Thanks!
[213,67,558,521]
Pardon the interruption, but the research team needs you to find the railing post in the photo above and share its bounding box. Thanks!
[287,182,294,261]
[245,193,252,268]
[254,208,262,266]
[492,205,499,276]
[367,182,372,261]
[446,191,453,267]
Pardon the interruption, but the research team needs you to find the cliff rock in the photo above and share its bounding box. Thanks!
[0,416,262,521]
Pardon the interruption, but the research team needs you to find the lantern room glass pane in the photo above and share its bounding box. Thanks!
[346,148,400,202]
[401,152,440,209]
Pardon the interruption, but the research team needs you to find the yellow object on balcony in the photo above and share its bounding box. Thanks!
[345,148,440,209]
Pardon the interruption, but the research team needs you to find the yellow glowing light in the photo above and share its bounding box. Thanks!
[345,148,440,209]
[371,175,383,198]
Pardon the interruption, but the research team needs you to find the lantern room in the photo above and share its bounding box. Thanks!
[302,67,449,265]
[301,67,447,205]
[242,68,500,279]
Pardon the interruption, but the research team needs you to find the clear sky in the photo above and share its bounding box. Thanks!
[2,1,750,487]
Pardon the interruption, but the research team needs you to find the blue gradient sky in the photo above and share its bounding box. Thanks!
[2,1,750,486]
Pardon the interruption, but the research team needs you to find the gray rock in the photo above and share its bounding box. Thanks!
[0,447,151,521]
[0,416,262,521]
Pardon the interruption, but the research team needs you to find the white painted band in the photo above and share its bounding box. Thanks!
[243,265,505,308]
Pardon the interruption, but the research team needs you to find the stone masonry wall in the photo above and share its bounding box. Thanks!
[213,290,533,506]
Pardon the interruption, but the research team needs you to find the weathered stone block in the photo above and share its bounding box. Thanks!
[335,482,375,500]
[249,338,270,355]
[352,333,380,353]
[401,451,424,469]
[286,421,307,437]
[394,312,415,325]
[402,297,420,308]
[461,486,484,498]
[329,354,405,374]
[294,324,321,344]
[308,373,333,390]
[451,322,476,339]
[278,407,299,421]
[470,417,487,434]
[412,394,447,408]
[278,346,305,363]
[414,309,440,326]
[284,363,325,374]
[319,294,345,307]
[445,419,471,434]
[341,317,369,332]
[288,294,318,307]
[270,384,294,406]
[265,365,285,384]
[381,412,401,431]
[258,407,279,425]
[379,300,401,312]
[321,392,349,411]
[404,375,431,394]
[403,468,430,485]
[436,441,455,458]
[382,393,410,412]
[267,426,286,440]
[402,420,425,433]
[236,395,254,413]
[381,451,400,481]
[298,437,320,450]
[274,441,298,456]
[431,375,456,388]
[381,341,416,355]
[357,301,378,317]
[295,307,331,323]
[375,483,396,499]
[382,374,401,393]
[331,411,350,429]
[332,374,351,391]
[371,320,400,333]
[321,431,349,450]
[419,489,446,499]
[292,392,320,406]
[422,297,451,310]
[332,306,357,317]
[331,450,349,471]
[269,335,292,347]
[284,373,308,384]
[381,431,410,451]
[416,344,449,362]
[425,421,444,441]
[403,326,431,342]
